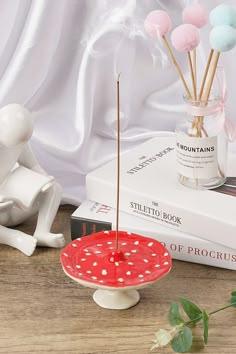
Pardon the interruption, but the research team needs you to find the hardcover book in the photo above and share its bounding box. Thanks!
[71,200,236,270]
[86,137,236,249]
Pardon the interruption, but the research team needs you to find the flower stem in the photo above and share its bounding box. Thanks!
[185,302,236,326]
[209,302,236,316]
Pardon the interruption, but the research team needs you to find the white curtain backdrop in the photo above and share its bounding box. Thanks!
[0,0,235,205]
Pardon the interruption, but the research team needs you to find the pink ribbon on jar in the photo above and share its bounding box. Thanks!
[217,66,236,142]
[185,66,236,142]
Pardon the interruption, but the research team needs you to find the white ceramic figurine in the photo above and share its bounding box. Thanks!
[0,104,65,256]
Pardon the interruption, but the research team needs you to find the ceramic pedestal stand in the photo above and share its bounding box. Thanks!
[61,230,172,310]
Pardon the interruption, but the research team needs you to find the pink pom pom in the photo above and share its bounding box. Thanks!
[182,3,208,29]
[171,24,200,52]
[144,10,172,37]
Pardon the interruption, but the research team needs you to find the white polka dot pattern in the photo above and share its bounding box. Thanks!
[60,231,172,288]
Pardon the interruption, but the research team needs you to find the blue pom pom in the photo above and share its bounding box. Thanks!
[210,25,236,52]
[210,4,236,27]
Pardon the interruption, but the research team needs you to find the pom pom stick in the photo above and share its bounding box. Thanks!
[171,24,200,185]
[182,3,208,96]
[199,5,236,101]
[210,4,236,28]
[171,24,200,100]
[144,10,192,98]
[144,10,172,38]
[204,25,236,101]
[197,26,236,146]
[182,3,208,28]
[197,6,236,143]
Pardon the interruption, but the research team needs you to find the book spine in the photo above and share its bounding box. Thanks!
[70,215,236,270]
[86,175,235,249]
[71,216,112,239]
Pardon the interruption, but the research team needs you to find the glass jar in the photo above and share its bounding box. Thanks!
[176,95,228,189]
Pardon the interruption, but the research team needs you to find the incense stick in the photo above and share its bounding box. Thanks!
[116,73,121,251]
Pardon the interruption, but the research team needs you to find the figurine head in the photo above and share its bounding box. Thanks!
[0,104,33,147]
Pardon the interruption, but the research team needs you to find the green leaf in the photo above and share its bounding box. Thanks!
[169,304,185,326]
[171,326,192,353]
[202,310,209,344]
[180,298,203,323]
[231,291,236,307]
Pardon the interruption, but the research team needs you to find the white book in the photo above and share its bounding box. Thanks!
[71,200,236,270]
[86,137,236,249]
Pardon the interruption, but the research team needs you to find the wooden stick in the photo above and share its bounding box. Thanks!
[193,48,197,95]
[162,35,192,98]
[198,49,214,100]
[187,51,196,100]
[195,49,215,137]
[203,51,220,101]
[115,73,121,251]
[197,51,220,138]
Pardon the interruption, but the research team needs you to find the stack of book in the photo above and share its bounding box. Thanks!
[71,137,236,270]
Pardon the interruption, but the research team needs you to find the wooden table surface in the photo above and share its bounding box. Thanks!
[0,205,235,354]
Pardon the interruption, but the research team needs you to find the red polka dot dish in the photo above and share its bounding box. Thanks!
[60,230,172,290]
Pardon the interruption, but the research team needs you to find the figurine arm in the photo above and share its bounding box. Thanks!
[18,144,48,176]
